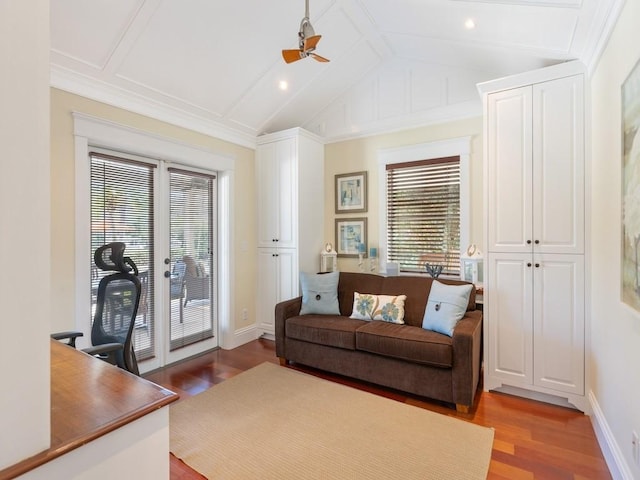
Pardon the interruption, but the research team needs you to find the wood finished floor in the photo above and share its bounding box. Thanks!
[144,339,611,480]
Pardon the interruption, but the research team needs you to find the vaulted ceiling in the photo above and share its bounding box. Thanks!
[50,0,620,147]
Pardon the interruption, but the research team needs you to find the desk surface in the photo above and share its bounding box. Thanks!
[0,340,179,480]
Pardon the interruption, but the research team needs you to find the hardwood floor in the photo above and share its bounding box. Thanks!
[144,339,611,480]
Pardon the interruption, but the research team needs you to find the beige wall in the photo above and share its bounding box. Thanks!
[324,117,484,272]
[49,88,257,337]
[590,0,640,476]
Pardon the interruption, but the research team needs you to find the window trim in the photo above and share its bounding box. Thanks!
[73,113,235,361]
[378,137,471,276]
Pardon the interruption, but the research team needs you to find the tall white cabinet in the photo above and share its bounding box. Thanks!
[478,61,587,411]
[255,128,324,337]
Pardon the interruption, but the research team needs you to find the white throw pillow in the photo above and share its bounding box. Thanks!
[350,292,407,324]
[421,280,473,336]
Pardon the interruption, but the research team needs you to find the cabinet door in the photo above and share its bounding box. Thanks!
[275,138,296,249]
[256,248,298,336]
[257,142,280,248]
[486,253,534,387]
[256,139,297,249]
[256,249,278,333]
[277,248,298,303]
[533,254,584,394]
[533,75,584,254]
[487,87,533,253]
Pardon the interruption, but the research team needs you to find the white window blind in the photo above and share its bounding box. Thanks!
[90,152,156,360]
[386,156,461,275]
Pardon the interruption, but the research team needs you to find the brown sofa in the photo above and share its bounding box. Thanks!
[275,272,482,412]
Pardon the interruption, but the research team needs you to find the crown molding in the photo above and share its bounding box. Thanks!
[51,66,258,150]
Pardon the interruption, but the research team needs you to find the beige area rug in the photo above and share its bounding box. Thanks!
[170,362,494,480]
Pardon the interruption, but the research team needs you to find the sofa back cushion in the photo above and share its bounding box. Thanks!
[337,273,384,315]
[337,272,475,328]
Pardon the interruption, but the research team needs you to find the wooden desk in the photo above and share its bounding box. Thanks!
[0,340,178,480]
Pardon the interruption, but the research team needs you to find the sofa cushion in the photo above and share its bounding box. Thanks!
[337,273,385,315]
[299,272,340,315]
[355,321,453,368]
[349,292,407,323]
[286,315,367,350]
[422,280,473,336]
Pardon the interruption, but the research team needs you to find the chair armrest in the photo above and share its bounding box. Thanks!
[275,296,302,358]
[51,331,84,348]
[82,343,124,366]
[451,309,483,408]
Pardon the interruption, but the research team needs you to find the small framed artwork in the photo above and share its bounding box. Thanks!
[335,171,367,213]
[335,217,367,257]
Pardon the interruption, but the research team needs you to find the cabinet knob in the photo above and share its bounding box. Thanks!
[527,240,532,244]
[534,240,540,245]
[527,262,532,267]
[535,263,540,268]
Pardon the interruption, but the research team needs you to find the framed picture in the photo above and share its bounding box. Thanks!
[622,57,640,312]
[335,171,367,213]
[335,218,367,257]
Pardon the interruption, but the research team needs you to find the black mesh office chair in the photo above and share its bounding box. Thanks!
[52,242,142,375]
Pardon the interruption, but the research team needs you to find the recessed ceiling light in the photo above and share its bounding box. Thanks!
[279,80,289,91]
[464,18,475,30]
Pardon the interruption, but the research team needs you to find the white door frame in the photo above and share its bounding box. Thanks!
[73,113,235,373]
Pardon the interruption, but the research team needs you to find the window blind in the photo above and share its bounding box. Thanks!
[386,156,461,275]
[169,169,217,351]
[90,152,155,360]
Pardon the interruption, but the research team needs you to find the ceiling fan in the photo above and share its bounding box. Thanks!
[282,0,330,64]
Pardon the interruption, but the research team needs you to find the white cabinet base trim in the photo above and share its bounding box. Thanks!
[485,382,588,413]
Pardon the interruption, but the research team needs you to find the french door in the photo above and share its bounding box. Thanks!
[89,151,218,371]
[165,167,218,364]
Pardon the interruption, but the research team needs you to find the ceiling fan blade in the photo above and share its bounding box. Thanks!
[282,49,303,63]
[304,35,321,51]
[310,52,330,63]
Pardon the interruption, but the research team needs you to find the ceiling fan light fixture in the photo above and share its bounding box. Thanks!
[281,0,329,64]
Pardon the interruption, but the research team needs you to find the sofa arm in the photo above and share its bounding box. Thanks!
[275,296,302,358]
[451,309,483,411]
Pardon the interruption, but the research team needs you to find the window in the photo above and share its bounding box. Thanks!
[90,151,156,360]
[379,137,470,276]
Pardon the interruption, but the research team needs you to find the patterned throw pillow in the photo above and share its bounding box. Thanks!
[350,292,407,324]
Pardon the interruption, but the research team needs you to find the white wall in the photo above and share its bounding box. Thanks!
[0,0,51,469]
[590,0,640,477]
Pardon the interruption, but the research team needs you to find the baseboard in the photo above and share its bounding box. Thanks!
[220,324,261,350]
[589,390,635,480]
[488,384,585,411]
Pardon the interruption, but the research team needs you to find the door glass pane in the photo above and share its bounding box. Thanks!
[169,169,217,350]
[90,153,155,360]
